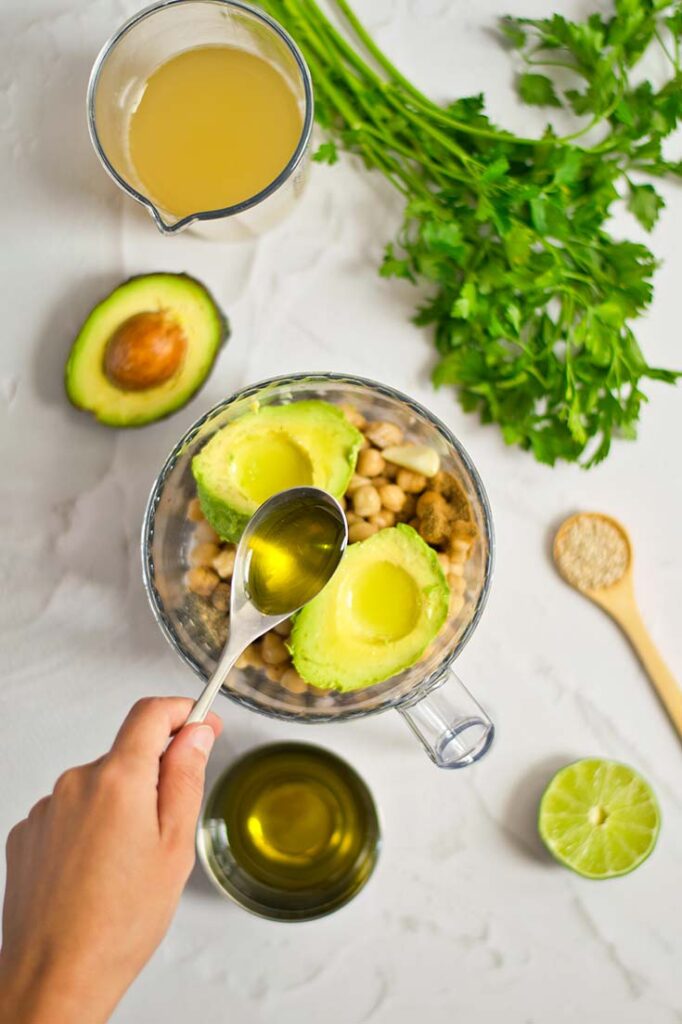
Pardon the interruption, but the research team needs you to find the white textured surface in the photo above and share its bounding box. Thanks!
[2,1,682,1022]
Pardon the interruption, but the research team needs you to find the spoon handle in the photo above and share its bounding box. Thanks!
[617,605,682,740]
[186,635,245,725]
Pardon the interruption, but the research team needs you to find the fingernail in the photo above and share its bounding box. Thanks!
[189,724,215,758]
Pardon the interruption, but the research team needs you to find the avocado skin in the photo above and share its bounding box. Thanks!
[290,524,450,692]
[195,479,250,543]
[64,272,229,428]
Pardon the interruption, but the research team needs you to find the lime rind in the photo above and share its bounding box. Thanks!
[538,758,660,879]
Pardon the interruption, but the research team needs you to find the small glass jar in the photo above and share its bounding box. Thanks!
[197,742,381,921]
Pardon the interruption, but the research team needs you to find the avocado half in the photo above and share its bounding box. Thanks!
[65,273,228,427]
[192,400,363,541]
[290,524,450,691]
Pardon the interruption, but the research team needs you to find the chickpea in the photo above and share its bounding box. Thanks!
[416,490,445,518]
[281,667,307,694]
[212,547,236,580]
[431,470,458,499]
[357,448,386,478]
[378,483,406,513]
[370,510,396,529]
[187,566,219,598]
[265,663,287,683]
[432,471,471,521]
[418,519,449,546]
[194,520,221,544]
[236,642,265,670]
[190,542,221,568]
[339,403,367,430]
[395,494,417,523]
[450,519,478,544]
[449,593,465,618]
[365,420,404,449]
[261,631,290,666]
[353,485,381,518]
[448,572,467,596]
[371,476,389,489]
[346,510,362,526]
[416,491,451,545]
[273,618,292,637]
[347,473,371,493]
[436,552,451,575]
[211,582,231,612]
[383,460,399,479]
[408,517,421,531]
[187,497,205,522]
[338,494,347,511]
[349,521,379,543]
[396,469,428,494]
[449,561,464,577]
[448,537,472,564]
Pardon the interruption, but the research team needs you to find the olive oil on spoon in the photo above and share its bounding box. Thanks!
[186,487,347,725]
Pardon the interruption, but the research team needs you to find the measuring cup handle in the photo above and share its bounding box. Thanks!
[398,669,494,769]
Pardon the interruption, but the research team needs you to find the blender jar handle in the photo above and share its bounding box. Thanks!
[398,669,494,769]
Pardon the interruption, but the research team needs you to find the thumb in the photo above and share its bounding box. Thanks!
[158,723,216,848]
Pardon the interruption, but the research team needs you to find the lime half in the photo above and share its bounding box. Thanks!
[538,759,660,879]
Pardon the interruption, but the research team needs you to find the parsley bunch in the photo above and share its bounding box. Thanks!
[262,0,681,465]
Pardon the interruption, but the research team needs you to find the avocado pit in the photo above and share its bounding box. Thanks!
[103,311,187,391]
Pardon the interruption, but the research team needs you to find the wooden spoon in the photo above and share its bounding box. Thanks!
[554,512,682,740]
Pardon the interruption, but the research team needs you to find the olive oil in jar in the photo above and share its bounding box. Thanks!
[246,496,346,615]
[200,743,380,919]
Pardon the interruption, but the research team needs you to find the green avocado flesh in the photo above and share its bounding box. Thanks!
[65,273,228,427]
[290,524,450,691]
[192,400,363,541]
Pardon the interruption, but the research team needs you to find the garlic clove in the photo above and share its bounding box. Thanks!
[382,444,440,477]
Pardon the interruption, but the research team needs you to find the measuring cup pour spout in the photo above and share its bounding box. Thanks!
[398,668,494,769]
[145,205,189,236]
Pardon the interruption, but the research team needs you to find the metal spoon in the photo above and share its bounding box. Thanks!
[186,487,347,725]
[554,512,682,740]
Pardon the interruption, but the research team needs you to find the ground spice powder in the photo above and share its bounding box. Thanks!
[555,515,629,591]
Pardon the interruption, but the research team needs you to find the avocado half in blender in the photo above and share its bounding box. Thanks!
[192,400,363,541]
[65,273,228,426]
[290,524,450,691]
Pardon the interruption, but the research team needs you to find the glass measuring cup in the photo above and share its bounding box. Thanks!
[87,0,313,239]
[142,374,495,768]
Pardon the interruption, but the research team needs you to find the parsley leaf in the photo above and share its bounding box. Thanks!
[312,140,339,165]
[627,182,666,230]
[518,73,562,106]
[261,0,681,466]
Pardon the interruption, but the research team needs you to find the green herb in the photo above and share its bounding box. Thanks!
[261,0,680,465]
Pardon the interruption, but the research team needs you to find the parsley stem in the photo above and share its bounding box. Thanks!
[526,58,582,72]
[264,0,680,466]
[333,0,433,107]
[654,27,677,70]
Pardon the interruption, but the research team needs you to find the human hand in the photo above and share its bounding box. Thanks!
[0,697,222,1024]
